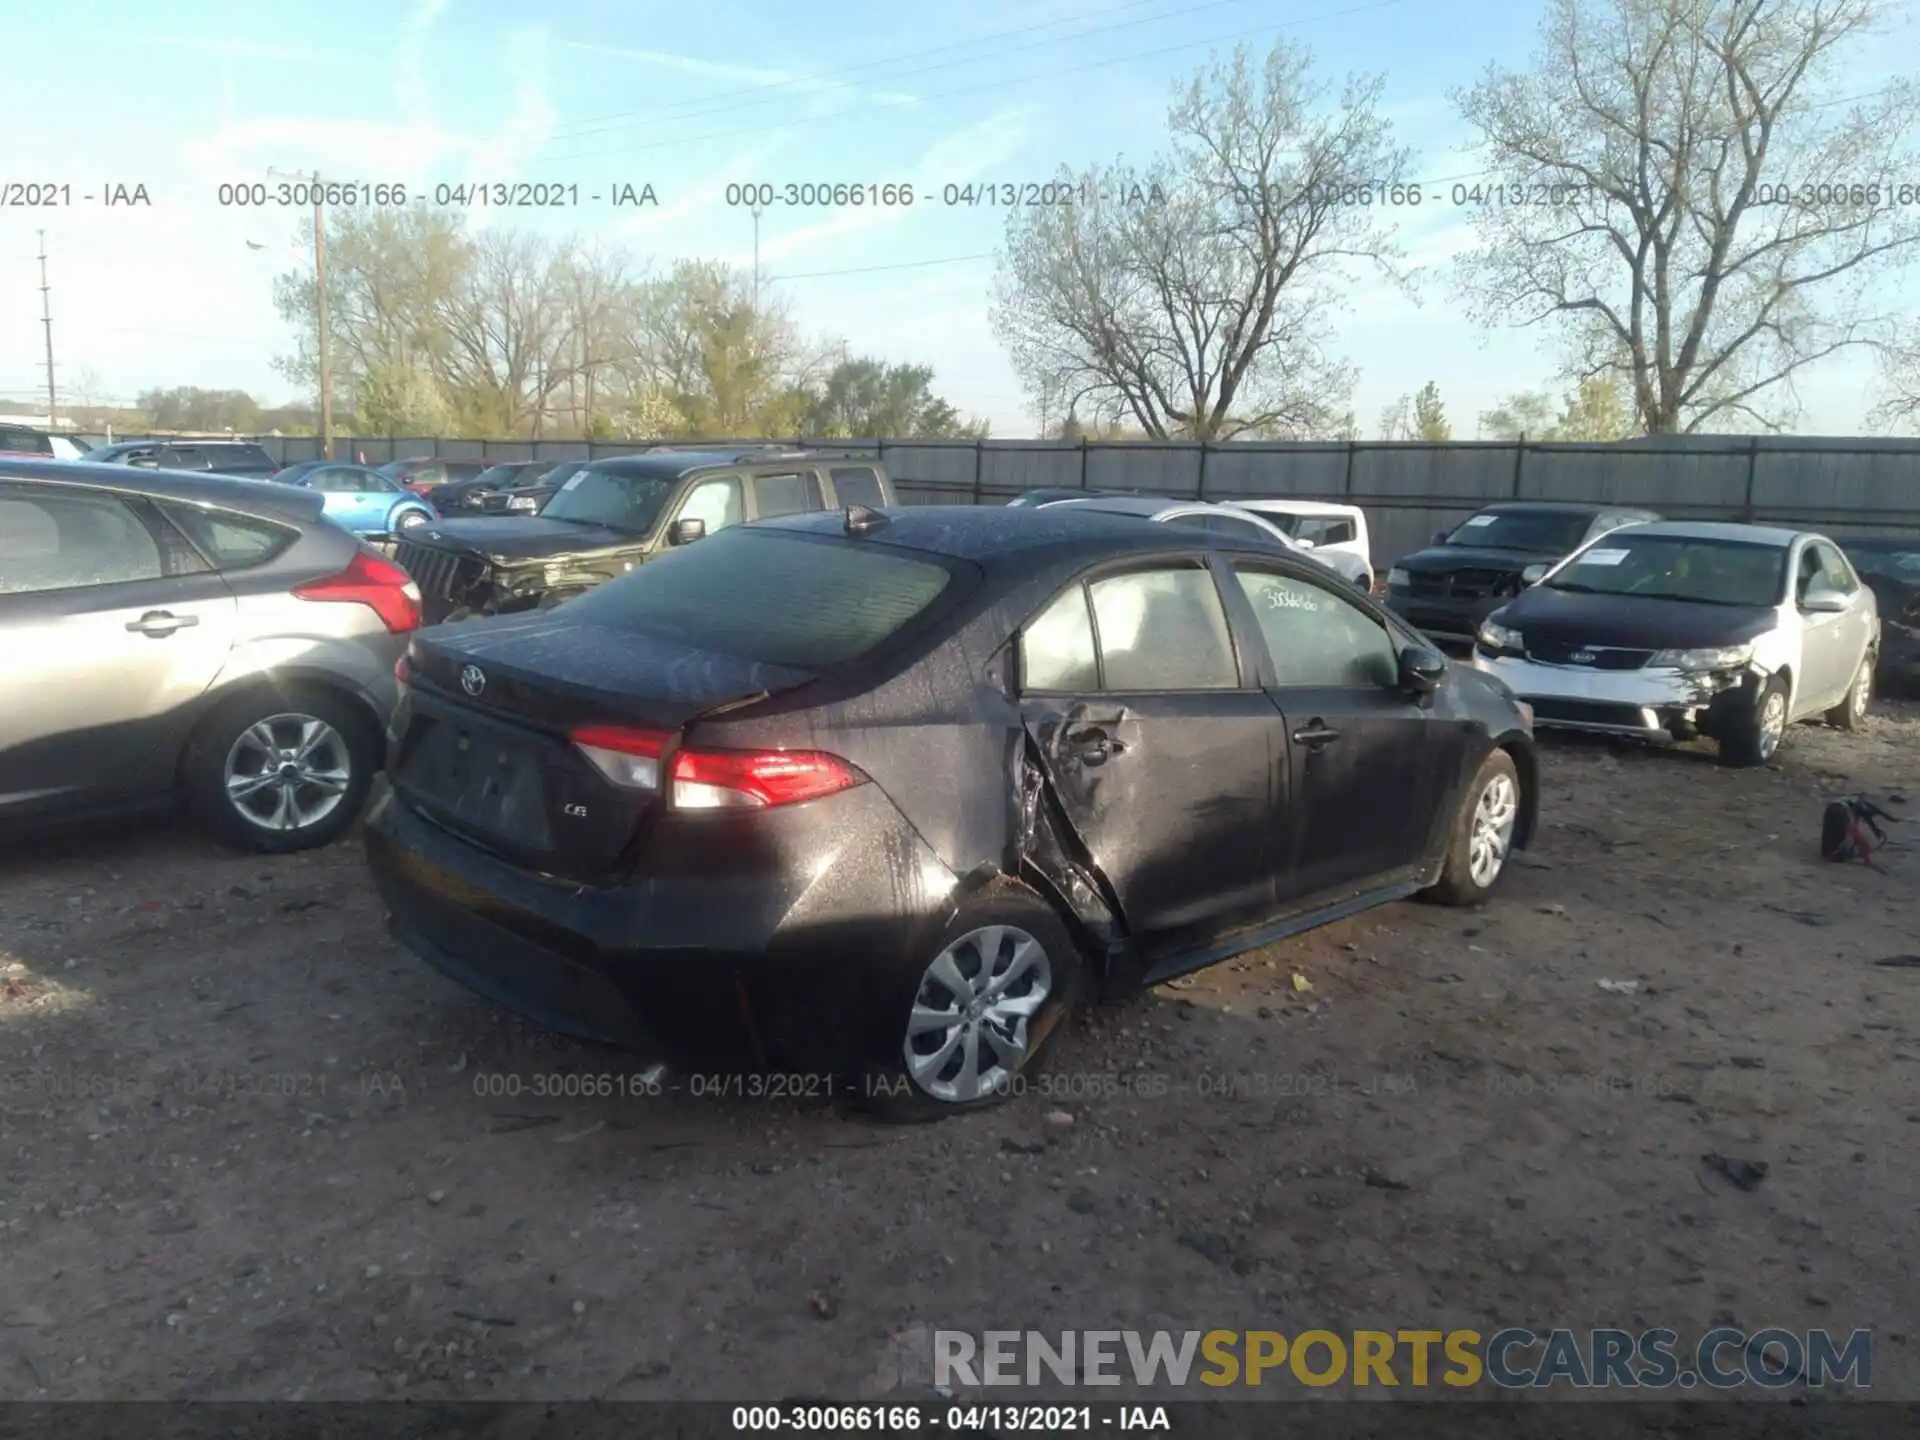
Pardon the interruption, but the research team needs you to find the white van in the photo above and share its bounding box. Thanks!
[1232,500,1374,590]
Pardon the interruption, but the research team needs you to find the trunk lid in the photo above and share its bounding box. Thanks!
[392,614,815,877]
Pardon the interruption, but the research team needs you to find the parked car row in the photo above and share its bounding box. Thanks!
[2,447,1909,1115]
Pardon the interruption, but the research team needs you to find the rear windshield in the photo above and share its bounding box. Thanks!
[1447,509,1594,553]
[560,529,954,667]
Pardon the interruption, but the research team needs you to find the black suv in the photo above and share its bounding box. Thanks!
[1385,501,1661,648]
[82,439,281,477]
[393,449,897,623]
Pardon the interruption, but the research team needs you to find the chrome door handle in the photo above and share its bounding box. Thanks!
[1291,721,1340,746]
[127,610,198,637]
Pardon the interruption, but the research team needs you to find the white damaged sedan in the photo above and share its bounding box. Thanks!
[1469,521,1877,767]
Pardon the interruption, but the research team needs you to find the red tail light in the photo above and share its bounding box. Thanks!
[669,747,863,809]
[571,725,670,791]
[292,551,422,633]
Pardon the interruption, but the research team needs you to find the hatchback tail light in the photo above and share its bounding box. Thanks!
[292,551,422,633]
[669,747,864,809]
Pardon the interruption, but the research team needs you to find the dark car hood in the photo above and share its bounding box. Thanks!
[1494,587,1778,648]
[407,515,635,559]
[1398,544,1566,573]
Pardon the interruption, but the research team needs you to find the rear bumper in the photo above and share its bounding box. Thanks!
[1469,651,1751,739]
[362,780,960,1065]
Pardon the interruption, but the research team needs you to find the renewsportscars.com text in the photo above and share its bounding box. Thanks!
[935,1327,1872,1390]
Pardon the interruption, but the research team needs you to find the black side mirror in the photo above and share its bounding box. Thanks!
[668,517,707,546]
[1398,644,1447,696]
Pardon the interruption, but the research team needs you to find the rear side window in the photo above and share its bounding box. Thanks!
[560,529,953,667]
[1297,517,1355,546]
[830,467,886,508]
[753,471,824,518]
[0,489,165,594]
[163,504,296,570]
[1020,585,1099,691]
[1088,566,1240,691]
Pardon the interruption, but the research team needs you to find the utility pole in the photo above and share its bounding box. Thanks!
[37,231,56,424]
[313,172,334,458]
[750,207,763,313]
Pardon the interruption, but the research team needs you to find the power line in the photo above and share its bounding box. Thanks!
[767,252,996,282]
[537,0,1272,147]
[534,0,1414,167]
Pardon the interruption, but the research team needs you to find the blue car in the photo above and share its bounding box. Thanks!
[272,461,437,536]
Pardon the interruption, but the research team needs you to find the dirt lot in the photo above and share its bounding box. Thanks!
[3,705,1918,1404]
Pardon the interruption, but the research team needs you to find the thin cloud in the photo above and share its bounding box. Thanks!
[397,0,452,137]
[139,35,347,62]
[458,27,560,230]
[611,145,785,237]
[556,40,917,110]
[755,104,1035,265]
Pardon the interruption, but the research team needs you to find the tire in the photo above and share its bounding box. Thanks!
[856,881,1085,1122]
[392,506,432,531]
[181,686,379,853]
[1422,748,1521,907]
[1719,672,1789,768]
[1824,651,1873,730]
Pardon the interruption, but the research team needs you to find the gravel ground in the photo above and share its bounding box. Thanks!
[3,705,1917,1403]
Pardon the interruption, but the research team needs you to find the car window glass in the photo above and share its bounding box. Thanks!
[1813,543,1857,594]
[1796,546,1823,600]
[1235,567,1398,688]
[1298,517,1356,546]
[1020,584,1099,692]
[679,477,743,533]
[753,471,823,518]
[830,466,886,508]
[308,467,371,494]
[162,505,294,570]
[1088,566,1239,691]
[0,490,165,594]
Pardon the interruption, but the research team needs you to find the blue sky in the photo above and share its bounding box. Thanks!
[0,0,1914,434]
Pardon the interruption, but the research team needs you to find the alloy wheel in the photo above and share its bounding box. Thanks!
[223,714,353,833]
[1757,689,1787,758]
[903,925,1053,1104]
[1468,772,1518,888]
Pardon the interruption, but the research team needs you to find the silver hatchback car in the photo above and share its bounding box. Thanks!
[0,460,420,851]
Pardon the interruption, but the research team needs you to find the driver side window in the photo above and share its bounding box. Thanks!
[1796,546,1825,602]
[678,476,743,534]
[1234,566,1398,688]
[1812,542,1857,596]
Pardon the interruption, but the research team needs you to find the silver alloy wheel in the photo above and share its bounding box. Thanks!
[223,714,353,833]
[903,925,1054,1104]
[396,509,429,530]
[1467,772,1518,888]
[1852,660,1871,719]
[1757,688,1788,757]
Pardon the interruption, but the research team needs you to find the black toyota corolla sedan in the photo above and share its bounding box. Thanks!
[365,505,1538,1115]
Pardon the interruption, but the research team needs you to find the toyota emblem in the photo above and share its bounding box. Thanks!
[459,664,486,696]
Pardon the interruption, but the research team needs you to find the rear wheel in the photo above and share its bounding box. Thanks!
[182,688,379,852]
[1720,673,1788,767]
[1422,749,1520,907]
[1825,652,1873,730]
[858,883,1084,1121]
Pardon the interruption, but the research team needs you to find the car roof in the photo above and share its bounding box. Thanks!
[1233,498,1360,517]
[754,502,1287,568]
[90,438,265,453]
[0,457,323,523]
[1039,493,1188,518]
[1477,500,1624,515]
[1609,519,1805,547]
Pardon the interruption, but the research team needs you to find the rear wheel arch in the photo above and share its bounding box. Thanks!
[175,672,385,792]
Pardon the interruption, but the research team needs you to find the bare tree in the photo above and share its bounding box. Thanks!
[1378,394,1416,440]
[1871,331,1920,432]
[992,40,1410,441]
[1453,0,1920,433]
